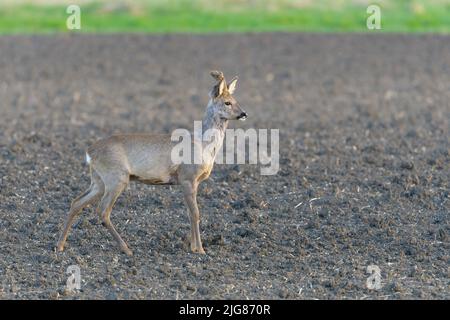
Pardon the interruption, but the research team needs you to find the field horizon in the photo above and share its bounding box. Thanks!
[0,0,449,34]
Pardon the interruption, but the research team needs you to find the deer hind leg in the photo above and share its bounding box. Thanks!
[96,173,132,256]
[57,170,104,252]
[181,180,205,254]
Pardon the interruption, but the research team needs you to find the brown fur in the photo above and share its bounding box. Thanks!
[56,71,247,256]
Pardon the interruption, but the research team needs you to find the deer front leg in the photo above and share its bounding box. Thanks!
[181,180,205,254]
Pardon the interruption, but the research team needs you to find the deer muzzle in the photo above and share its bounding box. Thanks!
[237,111,247,121]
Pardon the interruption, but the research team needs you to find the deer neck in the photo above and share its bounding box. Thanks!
[202,107,228,134]
[199,102,228,161]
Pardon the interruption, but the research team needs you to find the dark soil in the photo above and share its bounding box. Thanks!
[0,34,448,299]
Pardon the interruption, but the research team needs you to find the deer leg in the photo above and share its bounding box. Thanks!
[97,176,132,256]
[182,181,205,254]
[57,178,103,252]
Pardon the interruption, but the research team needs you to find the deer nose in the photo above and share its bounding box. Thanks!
[238,111,247,121]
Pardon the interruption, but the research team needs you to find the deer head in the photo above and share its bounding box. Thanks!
[208,70,247,121]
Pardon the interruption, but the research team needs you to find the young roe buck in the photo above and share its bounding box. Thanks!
[56,71,247,256]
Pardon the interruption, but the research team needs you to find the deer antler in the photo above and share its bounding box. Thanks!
[210,70,225,82]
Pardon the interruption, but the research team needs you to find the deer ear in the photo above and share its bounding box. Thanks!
[227,76,238,94]
[217,79,226,97]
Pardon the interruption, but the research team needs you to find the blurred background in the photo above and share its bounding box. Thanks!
[1,0,449,33]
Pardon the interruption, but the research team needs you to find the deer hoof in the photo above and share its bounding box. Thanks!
[123,248,133,256]
[55,242,65,253]
[191,246,206,254]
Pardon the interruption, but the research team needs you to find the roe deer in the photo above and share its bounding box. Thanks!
[56,71,247,256]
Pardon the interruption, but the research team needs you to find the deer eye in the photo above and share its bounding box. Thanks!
[225,101,232,106]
